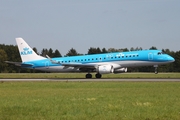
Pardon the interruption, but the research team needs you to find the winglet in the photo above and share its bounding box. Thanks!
[46,55,60,64]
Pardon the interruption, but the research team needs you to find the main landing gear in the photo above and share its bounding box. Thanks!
[85,73,102,78]
[86,73,92,78]
[95,73,102,78]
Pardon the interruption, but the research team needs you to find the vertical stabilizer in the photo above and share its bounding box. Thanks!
[16,38,46,62]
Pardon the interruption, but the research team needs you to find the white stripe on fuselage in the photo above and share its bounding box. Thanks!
[33,60,169,72]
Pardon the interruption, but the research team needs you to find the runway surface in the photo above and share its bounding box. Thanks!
[1,79,180,82]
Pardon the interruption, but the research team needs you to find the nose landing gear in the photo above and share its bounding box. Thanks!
[154,65,158,74]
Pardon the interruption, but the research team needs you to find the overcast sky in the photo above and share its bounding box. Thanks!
[0,0,180,55]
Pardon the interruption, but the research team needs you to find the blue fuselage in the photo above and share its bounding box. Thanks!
[22,50,175,72]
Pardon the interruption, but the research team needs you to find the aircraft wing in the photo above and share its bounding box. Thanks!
[61,62,121,69]
[46,55,121,71]
[61,63,97,68]
[46,55,97,68]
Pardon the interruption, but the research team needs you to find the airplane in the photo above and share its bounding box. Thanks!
[5,38,175,78]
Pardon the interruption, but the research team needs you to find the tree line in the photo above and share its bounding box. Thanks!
[0,44,180,73]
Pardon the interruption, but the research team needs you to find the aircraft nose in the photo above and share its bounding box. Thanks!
[167,56,175,62]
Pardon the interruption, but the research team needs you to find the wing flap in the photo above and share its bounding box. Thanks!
[61,63,97,68]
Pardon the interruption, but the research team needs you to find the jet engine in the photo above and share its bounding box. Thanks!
[114,68,127,73]
[97,65,114,74]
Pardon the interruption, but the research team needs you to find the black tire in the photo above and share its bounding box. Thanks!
[95,73,102,78]
[86,74,92,78]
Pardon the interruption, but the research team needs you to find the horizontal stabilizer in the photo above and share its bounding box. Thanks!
[5,61,33,67]
[5,61,22,66]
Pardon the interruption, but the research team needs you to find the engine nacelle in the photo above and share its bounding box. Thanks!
[97,65,114,74]
[114,68,127,74]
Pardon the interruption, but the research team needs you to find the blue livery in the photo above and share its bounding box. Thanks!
[5,38,175,78]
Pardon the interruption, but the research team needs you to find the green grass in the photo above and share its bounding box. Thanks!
[0,72,180,79]
[0,82,180,120]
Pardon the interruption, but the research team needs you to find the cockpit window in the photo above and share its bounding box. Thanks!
[158,52,161,55]
[157,52,165,55]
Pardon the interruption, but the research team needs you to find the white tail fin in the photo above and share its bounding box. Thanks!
[16,38,46,62]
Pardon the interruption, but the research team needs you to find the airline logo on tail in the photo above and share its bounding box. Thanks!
[20,47,33,55]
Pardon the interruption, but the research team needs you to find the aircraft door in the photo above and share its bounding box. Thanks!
[148,53,153,60]
[45,61,49,69]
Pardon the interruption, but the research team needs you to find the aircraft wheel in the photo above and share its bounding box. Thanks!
[95,73,102,78]
[86,74,92,78]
